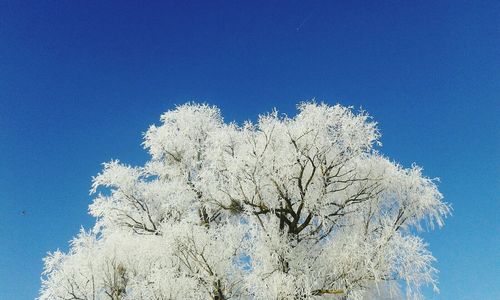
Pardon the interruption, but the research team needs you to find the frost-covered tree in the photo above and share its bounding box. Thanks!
[40,102,450,300]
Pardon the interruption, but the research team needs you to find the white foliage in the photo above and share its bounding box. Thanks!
[40,102,450,300]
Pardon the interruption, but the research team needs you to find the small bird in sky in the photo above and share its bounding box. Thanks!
[20,210,27,216]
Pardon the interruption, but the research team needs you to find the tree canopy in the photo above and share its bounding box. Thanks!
[40,102,450,300]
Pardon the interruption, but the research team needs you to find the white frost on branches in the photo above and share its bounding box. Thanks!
[40,102,450,300]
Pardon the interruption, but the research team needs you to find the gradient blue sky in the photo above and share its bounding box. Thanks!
[1,1,498,299]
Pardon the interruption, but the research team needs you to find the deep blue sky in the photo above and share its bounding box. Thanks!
[1,1,498,299]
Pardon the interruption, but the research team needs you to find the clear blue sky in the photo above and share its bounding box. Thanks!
[1,1,498,299]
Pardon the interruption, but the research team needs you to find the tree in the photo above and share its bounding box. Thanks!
[40,102,450,300]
